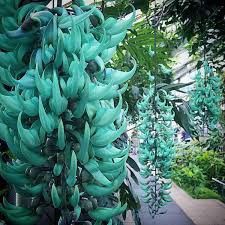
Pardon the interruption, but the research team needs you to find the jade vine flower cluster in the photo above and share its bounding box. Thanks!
[189,61,223,131]
[0,1,136,224]
[137,75,175,216]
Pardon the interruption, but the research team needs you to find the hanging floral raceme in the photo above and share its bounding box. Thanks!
[137,74,175,217]
[0,1,136,224]
[189,61,223,132]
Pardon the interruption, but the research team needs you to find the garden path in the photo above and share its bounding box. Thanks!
[171,183,225,225]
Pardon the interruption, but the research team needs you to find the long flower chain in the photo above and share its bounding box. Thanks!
[137,74,175,217]
[0,1,136,224]
[189,61,223,133]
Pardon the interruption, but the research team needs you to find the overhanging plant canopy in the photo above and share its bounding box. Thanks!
[155,0,225,71]
[0,0,137,224]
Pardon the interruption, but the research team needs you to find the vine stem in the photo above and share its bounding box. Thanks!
[101,0,105,12]
[200,0,207,137]
[152,0,159,215]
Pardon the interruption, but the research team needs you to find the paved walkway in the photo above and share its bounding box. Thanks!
[171,183,225,225]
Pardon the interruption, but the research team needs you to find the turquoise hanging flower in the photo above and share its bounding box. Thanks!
[137,74,175,216]
[189,61,223,132]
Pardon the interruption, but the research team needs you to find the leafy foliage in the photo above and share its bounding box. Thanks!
[172,142,225,200]
[191,186,222,200]
[116,21,173,72]
[109,19,177,121]
[172,100,197,138]
[173,164,206,191]
[110,19,196,137]
[197,130,224,151]
[174,143,225,181]
[104,5,197,138]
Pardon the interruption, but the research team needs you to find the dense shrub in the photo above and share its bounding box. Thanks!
[172,142,225,200]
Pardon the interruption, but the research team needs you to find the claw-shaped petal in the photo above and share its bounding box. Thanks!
[17,113,41,147]
[34,65,52,99]
[59,7,96,29]
[15,69,36,89]
[82,30,108,61]
[0,66,15,86]
[92,95,122,126]
[101,46,117,63]
[49,69,68,115]
[106,5,135,35]
[39,97,56,133]
[0,94,22,114]
[88,81,112,101]
[20,141,47,166]
[108,31,127,48]
[57,119,65,150]
[104,60,137,85]
[88,202,127,221]
[91,119,127,147]
[75,122,90,164]
[84,159,111,186]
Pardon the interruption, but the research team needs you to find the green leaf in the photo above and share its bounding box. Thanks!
[161,82,194,92]
[126,156,140,172]
[172,101,198,138]
[128,167,139,185]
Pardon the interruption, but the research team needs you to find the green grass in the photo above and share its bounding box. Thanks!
[193,187,223,200]
[176,184,223,201]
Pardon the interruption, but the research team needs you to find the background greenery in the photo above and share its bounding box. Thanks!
[172,141,225,201]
